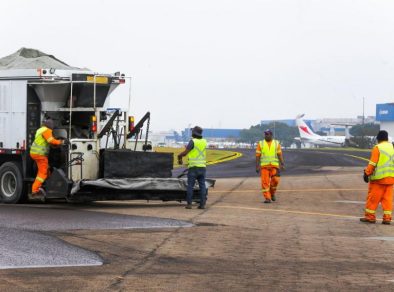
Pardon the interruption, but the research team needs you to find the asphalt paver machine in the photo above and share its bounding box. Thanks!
[0,56,214,203]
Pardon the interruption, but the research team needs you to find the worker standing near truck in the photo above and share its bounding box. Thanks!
[360,130,394,225]
[255,129,285,203]
[178,126,207,209]
[30,119,63,196]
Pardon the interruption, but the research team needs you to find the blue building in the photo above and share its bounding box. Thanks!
[181,128,241,141]
[376,103,394,135]
[260,119,296,127]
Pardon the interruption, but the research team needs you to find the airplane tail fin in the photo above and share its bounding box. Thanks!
[295,114,318,138]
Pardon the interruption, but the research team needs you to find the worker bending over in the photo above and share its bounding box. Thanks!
[30,119,64,197]
[255,129,285,203]
[360,130,394,225]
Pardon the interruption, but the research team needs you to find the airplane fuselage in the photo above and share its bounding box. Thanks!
[300,135,346,147]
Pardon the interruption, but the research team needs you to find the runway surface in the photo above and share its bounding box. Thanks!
[0,148,375,280]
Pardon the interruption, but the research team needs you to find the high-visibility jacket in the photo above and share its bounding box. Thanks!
[370,142,394,181]
[30,126,59,156]
[188,138,207,168]
[258,140,279,167]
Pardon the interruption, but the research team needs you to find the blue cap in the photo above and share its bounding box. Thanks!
[264,129,273,135]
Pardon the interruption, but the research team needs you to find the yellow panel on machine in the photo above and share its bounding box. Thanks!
[86,76,109,84]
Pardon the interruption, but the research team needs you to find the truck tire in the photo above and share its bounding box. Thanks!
[0,162,24,204]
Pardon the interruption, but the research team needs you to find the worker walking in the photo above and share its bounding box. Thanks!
[30,119,63,197]
[360,130,394,225]
[178,126,207,209]
[255,129,285,203]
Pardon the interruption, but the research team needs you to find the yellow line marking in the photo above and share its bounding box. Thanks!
[173,149,242,169]
[206,151,243,166]
[210,188,366,193]
[343,154,370,162]
[216,205,360,219]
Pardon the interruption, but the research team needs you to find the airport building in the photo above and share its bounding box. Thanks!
[313,116,375,135]
[260,119,296,127]
[262,116,376,136]
[148,128,243,147]
[376,103,394,134]
[150,130,183,146]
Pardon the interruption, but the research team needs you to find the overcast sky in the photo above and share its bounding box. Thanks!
[1,0,394,131]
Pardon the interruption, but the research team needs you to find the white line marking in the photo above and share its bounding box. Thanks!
[0,262,103,270]
[334,200,365,204]
[366,237,394,241]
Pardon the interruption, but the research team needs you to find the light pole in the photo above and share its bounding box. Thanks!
[362,97,365,148]
[273,120,276,137]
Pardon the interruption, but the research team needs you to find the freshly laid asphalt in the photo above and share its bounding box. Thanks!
[0,227,102,269]
[0,205,192,269]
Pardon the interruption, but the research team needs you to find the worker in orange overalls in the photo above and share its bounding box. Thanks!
[360,130,394,225]
[255,129,285,203]
[30,119,63,197]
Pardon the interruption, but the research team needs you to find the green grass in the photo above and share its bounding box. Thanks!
[154,147,239,168]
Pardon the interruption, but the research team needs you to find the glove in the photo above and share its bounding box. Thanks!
[363,172,369,183]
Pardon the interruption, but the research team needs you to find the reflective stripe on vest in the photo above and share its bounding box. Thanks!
[259,140,279,167]
[188,138,207,168]
[370,142,394,181]
[30,127,50,156]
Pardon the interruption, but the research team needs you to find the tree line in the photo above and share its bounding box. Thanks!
[239,122,298,147]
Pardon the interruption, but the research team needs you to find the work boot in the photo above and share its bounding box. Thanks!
[197,205,206,209]
[29,190,45,202]
[382,220,391,225]
[264,199,271,204]
[271,195,276,202]
[185,204,192,209]
[29,192,39,199]
[359,218,376,224]
[38,188,46,197]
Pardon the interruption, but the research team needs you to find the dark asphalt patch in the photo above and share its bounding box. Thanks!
[0,205,192,269]
[191,148,367,179]
[195,222,225,227]
[0,227,102,269]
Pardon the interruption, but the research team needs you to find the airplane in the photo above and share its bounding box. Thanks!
[295,114,348,147]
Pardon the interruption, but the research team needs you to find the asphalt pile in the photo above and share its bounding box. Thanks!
[0,47,80,70]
